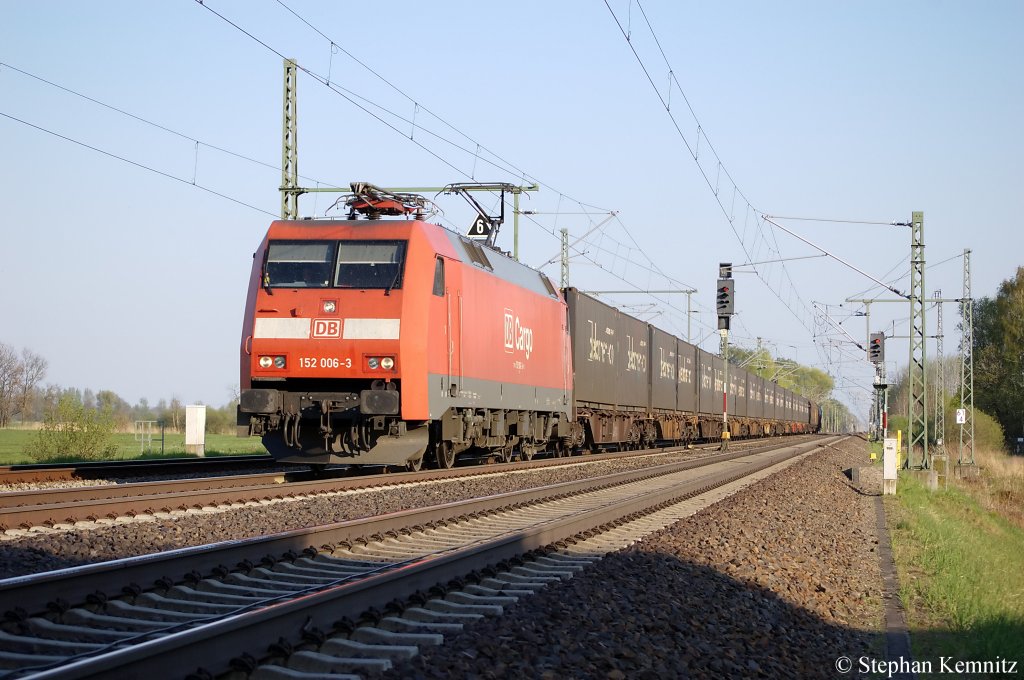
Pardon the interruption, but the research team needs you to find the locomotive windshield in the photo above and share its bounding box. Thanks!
[263,239,407,290]
[335,240,406,290]
[265,241,335,288]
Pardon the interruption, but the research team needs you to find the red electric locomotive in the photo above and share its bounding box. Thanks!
[238,185,574,469]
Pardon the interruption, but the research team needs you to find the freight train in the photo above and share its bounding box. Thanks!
[238,186,821,469]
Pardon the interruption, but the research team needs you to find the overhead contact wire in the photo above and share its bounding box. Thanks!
[0,111,277,216]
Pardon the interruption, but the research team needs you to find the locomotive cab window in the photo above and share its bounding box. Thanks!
[265,241,335,288]
[335,240,407,290]
[432,257,445,296]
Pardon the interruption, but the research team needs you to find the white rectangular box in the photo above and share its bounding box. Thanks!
[185,405,207,457]
[883,437,897,495]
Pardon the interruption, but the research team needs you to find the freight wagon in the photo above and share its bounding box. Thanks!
[563,288,818,451]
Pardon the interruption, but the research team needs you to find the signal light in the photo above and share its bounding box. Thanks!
[716,279,734,315]
[868,332,885,364]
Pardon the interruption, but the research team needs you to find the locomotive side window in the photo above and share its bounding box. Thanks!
[432,257,445,296]
[265,241,335,288]
[335,240,407,290]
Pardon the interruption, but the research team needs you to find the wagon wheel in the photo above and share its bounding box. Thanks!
[495,444,514,464]
[570,424,586,450]
[435,441,456,469]
[520,444,536,462]
[405,454,424,472]
[626,424,642,450]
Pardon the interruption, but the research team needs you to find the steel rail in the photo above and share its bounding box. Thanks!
[0,438,826,619]
[0,438,835,678]
[0,456,275,485]
[0,437,816,530]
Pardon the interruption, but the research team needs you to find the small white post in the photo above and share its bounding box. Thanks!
[883,437,897,495]
[185,405,207,457]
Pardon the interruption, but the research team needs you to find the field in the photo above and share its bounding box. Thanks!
[0,428,266,464]
[885,445,1024,672]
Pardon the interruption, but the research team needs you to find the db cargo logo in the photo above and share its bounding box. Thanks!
[312,319,341,338]
[503,308,534,359]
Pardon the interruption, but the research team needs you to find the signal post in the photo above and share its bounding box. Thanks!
[868,332,888,441]
[717,264,735,450]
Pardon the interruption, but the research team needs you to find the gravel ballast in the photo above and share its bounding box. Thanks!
[0,448,747,579]
[383,437,885,679]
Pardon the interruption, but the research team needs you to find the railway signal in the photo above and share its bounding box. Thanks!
[716,263,734,320]
[716,278,734,330]
[716,280,735,313]
[868,332,885,364]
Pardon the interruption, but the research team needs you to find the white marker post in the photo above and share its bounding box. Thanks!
[883,438,897,495]
[185,405,207,457]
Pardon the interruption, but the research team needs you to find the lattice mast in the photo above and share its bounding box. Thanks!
[959,249,976,465]
[933,290,945,455]
[560,228,569,288]
[281,58,301,220]
[907,211,928,468]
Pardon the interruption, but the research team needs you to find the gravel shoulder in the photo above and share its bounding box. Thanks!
[385,437,886,679]
[0,448,742,579]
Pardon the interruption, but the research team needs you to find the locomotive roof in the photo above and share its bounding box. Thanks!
[439,228,561,301]
[267,217,562,303]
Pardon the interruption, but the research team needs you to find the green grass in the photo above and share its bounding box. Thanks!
[868,439,883,462]
[0,428,266,464]
[886,473,1024,671]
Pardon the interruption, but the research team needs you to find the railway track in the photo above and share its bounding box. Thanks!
[0,437,817,532]
[0,436,837,678]
[0,456,275,486]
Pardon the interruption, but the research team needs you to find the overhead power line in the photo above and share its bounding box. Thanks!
[0,61,345,189]
[601,0,819,345]
[0,111,277,217]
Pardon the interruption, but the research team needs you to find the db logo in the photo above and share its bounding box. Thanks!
[312,319,341,338]
[503,309,515,352]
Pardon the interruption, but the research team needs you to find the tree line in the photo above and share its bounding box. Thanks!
[974,266,1024,445]
[0,342,238,434]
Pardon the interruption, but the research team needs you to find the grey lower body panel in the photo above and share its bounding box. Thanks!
[426,373,571,421]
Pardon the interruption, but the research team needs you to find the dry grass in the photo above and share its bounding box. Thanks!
[957,445,1024,530]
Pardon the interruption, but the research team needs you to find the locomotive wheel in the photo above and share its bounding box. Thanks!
[520,444,536,462]
[435,442,456,469]
[406,455,424,472]
[497,445,514,464]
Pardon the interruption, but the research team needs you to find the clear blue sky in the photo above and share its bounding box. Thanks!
[2,1,1021,420]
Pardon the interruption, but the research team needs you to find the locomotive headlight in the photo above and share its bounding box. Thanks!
[380,357,394,370]
[273,356,286,369]
[259,356,273,368]
[323,300,336,313]
[368,357,380,370]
